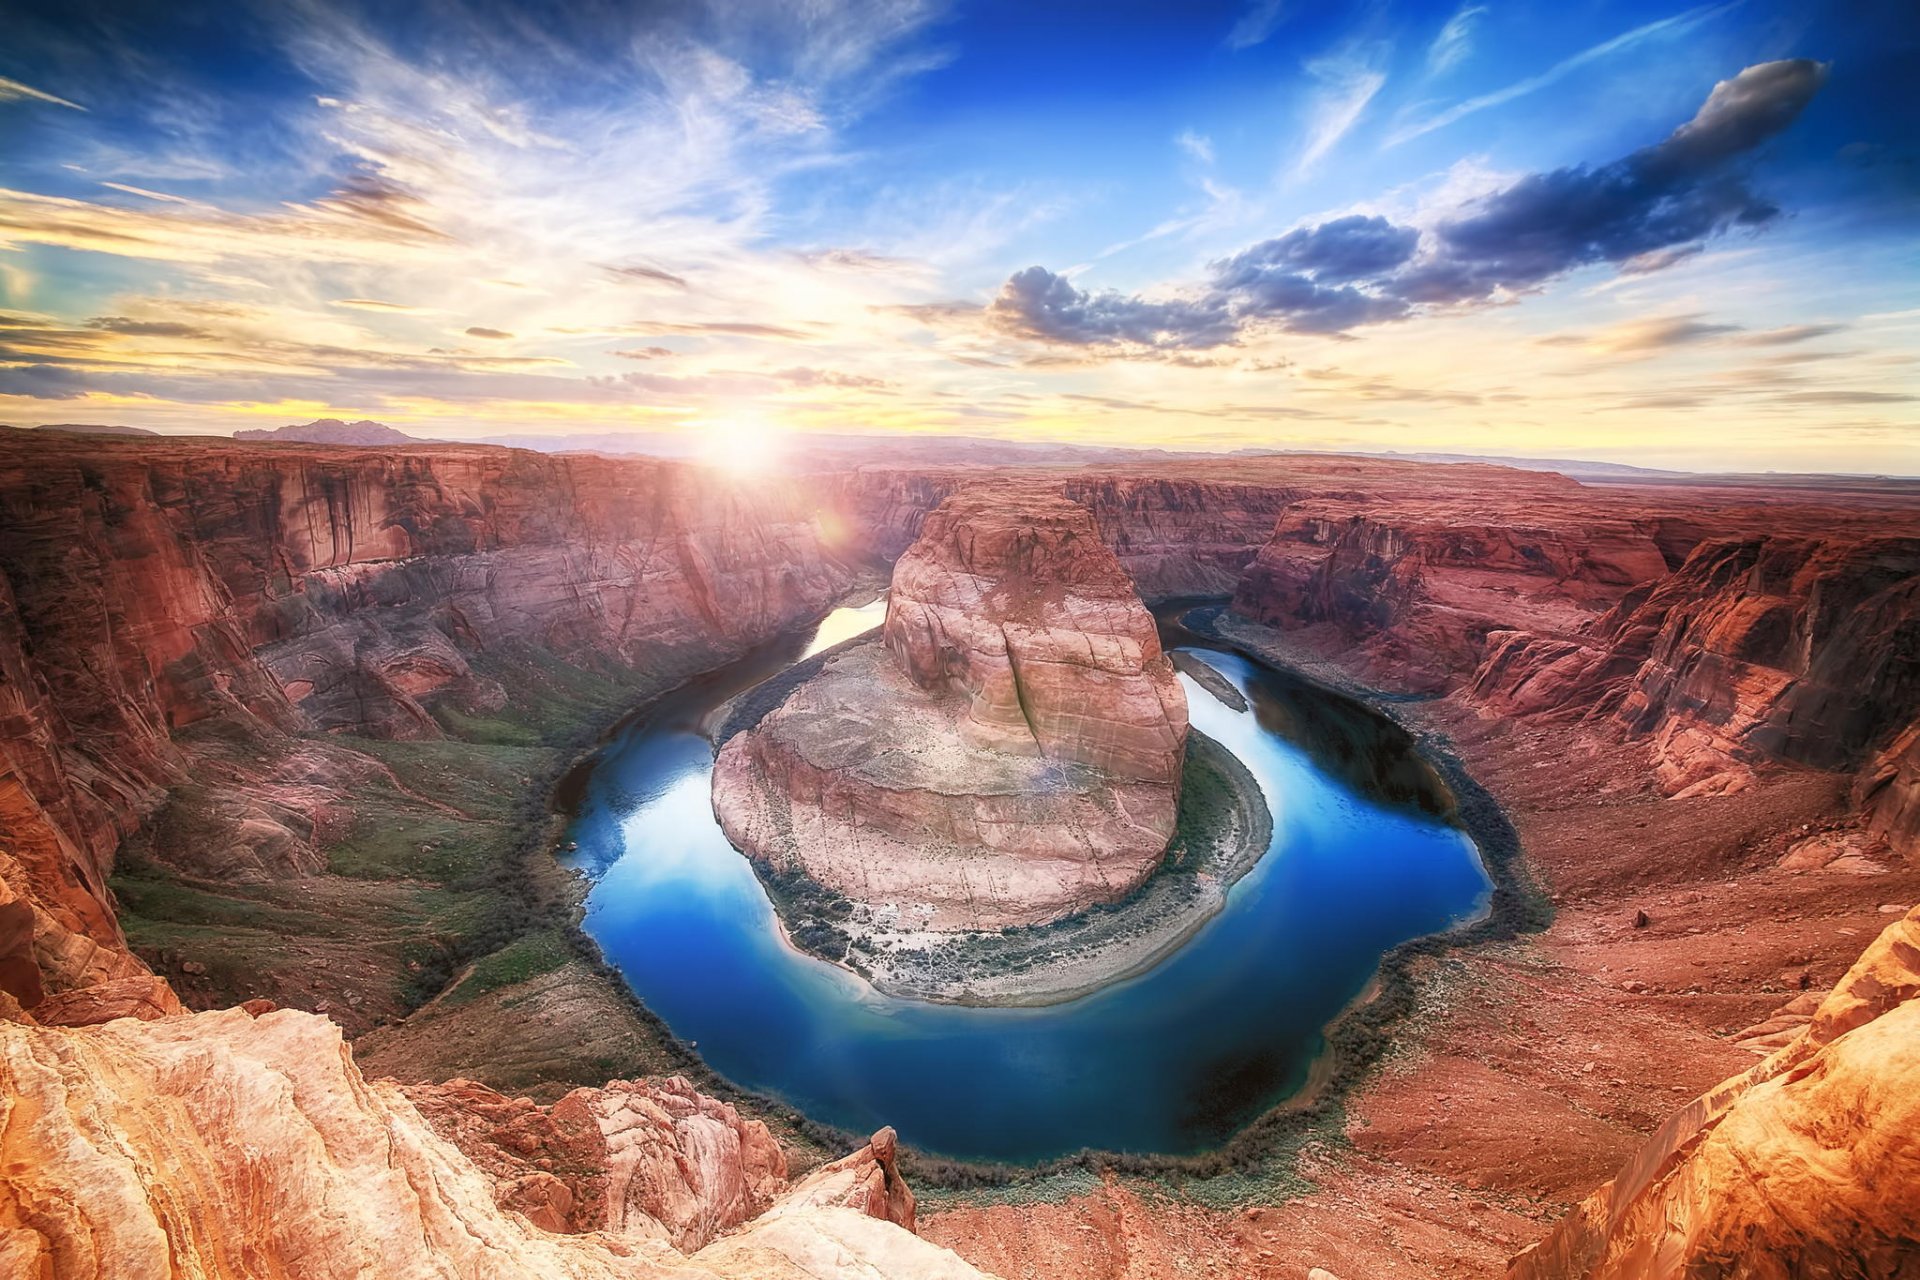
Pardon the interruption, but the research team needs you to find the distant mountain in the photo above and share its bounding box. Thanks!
[234,418,420,445]
[475,429,1189,468]
[29,423,160,436]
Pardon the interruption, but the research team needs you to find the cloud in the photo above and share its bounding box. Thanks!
[1544,313,1743,352]
[98,182,194,204]
[1389,1,1738,146]
[612,346,675,360]
[1294,50,1387,177]
[987,267,1235,349]
[979,61,1827,353]
[0,76,85,111]
[1218,216,1419,283]
[1736,323,1848,346]
[86,315,219,339]
[1226,0,1289,51]
[626,321,818,340]
[332,298,423,312]
[602,263,689,289]
[1403,59,1829,302]
[465,326,513,339]
[1176,130,1215,165]
[1427,5,1488,75]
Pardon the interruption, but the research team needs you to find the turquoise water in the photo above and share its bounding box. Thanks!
[566,604,1490,1161]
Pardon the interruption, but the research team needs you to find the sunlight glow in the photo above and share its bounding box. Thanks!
[693,415,789,475]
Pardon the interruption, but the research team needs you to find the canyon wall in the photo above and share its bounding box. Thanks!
[1469,536,1920,800]
[824,469,1298,601]
[0,432,856,1009]
[1230,484,1673,693]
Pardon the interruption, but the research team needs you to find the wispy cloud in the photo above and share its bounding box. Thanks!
[1426,5,1488,75]
[1226,0,1289,51]
[1176,129,1215,164]
[1389,0,1740,146]
[1294,48,1388,177]
[0,75,85,111]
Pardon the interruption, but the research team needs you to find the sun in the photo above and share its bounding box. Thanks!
[692,415,788,475]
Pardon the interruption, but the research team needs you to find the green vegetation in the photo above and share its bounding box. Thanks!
[441,929,572,1007]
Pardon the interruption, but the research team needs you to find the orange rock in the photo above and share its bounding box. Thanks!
[1509,907,1920,1280]
[0,1005,993,1279]
[30,974,183,1026]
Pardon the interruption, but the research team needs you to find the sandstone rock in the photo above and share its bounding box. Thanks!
[406,1074,786,1251]
[1508,906,1920,1279]
[1233,486,1670,693]
[0,1006,993,1280]
[715,491,1189,929]
[767,1127,916,1234]
[883,491,1187,780]
[28,974,183,1027]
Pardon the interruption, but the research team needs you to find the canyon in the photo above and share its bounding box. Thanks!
[1,426,1918,1278]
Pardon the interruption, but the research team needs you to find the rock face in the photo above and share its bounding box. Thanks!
[824,470,1299,602]
[1470,536,1920,801]
[405,1075,787,1251]
[0,1005,994,1280]
[1508,906,1920,1280]
[883,491,1187,781]
[715,491,1188,929]
[1232,486,1672,693]
[0,432,855,1007]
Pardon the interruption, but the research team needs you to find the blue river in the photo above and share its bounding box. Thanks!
[565,602,1490,1162]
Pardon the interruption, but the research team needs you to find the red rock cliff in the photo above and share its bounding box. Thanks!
[0,432,855,1009]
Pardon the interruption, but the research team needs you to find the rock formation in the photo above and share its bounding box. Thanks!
[0,432,855,1009]
[1232,488,1672,693]
[404,1075,787,1250]
[714,490,1188,928]
[1508,905,1920,1280]
[0,1003,993,1280]
[1469,535,1920,803]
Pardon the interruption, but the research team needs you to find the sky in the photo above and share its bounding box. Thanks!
[0,0,1915,472]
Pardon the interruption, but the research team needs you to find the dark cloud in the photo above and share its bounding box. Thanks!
[0,364,89,399]
[979,61,1827,353]
[1414,60,1828,302]
[1216,216,1419,283]
[988,266,1236,349]
[465,326,513,339]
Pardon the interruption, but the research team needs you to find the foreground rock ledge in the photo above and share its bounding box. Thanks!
[0,1005,992,1280]
[715,491,1190,930]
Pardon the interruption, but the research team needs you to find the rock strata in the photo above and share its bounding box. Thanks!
[715,491,1188,929]
[0,1005,993,1280]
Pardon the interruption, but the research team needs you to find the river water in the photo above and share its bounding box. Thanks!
[564,601,1490,1162]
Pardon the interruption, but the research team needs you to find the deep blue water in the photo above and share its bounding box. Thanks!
[565,604,1490,1162]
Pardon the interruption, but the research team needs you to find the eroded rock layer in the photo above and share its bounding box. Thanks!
[0,432,855,1008]
[715,490,1188,929]
[0,1004,991,1280]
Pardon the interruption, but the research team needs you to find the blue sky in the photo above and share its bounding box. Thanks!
[1,0,1915,470]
